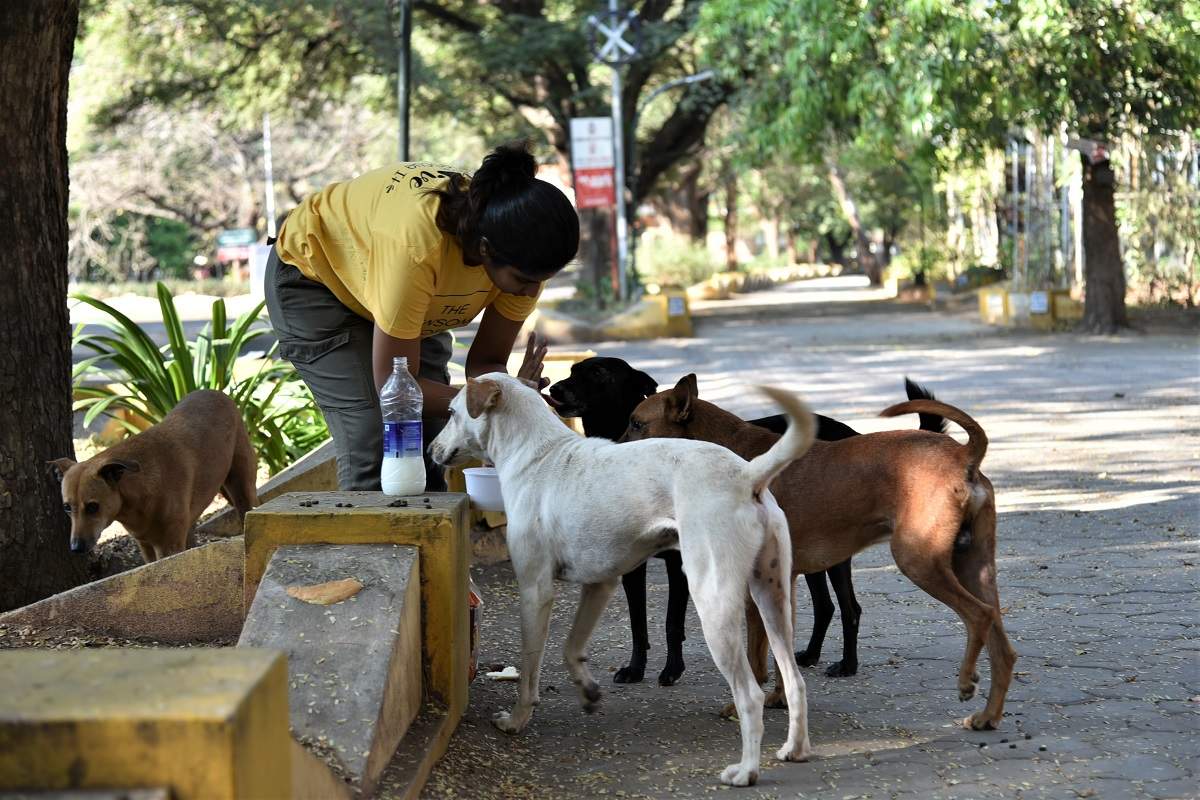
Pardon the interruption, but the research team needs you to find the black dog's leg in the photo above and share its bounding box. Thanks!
[795,571,835,667]
[614,563,649,683]
[824,558,861,677]
[659,550,689,686]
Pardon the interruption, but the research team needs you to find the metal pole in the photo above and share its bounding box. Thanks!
[1023,139,1032,289]
[610,0,628,300]
[263,112,276,238]
[1060,133,1071,288]
[1010,139,1018,282]
[397,0,412,161]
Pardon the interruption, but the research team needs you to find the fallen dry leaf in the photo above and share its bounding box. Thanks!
[287,578,364,605]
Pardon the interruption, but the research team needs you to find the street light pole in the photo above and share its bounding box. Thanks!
[627,69,715,286]
[587,2,639,301]
[396,0,412,161]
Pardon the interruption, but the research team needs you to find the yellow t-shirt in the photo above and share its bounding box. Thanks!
[275,162,542,339]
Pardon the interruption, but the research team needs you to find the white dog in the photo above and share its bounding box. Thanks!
[431,374,817,787]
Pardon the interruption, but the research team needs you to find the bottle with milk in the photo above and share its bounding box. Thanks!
[380,357,426,495]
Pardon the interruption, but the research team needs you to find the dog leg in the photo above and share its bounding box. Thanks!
[954,497,1016,730]
[494,572,554,735]
[795,571,833,667]
[614,563,649,684]
[825,559,861,677]
[692,582,764,787]
[223,423,260,518]
[659,550,689,686]
[893,540,997,710]
[722,603,769,718]
[564,580,619,713]
[749,540,812,763]
[134,539,156,565]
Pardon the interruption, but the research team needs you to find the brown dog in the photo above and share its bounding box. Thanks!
[623,376,1016,731]
[51,390,258,563]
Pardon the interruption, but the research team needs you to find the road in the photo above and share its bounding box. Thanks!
[401,278,1199,800]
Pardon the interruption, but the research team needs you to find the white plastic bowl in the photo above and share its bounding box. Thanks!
[463,466,505,512]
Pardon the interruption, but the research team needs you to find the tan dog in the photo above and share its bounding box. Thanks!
[623,376,1016,731]
[51,390,258,563]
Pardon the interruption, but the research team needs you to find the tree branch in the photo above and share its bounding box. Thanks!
[414,1,482,33]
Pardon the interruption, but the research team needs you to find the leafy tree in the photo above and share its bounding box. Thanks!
[79,0,732,301]
[702,0,1200,330]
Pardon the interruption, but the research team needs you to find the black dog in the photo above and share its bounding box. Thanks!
[549,357,944,686]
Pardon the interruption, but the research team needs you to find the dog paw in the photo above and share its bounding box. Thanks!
[962,713,998,731]
[658,659,685,687]
[613,665,645,684]
[794,648,820,668]
[718,702,738,720]
[764,689,787,709]
[491,710,525,734]
[958,678,979,702]
[775,742,812,762]
[824,660,858,678]
[580,681,602,713]
[719,765,759,787]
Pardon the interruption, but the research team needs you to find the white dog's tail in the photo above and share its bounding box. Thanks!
[745,386,816,498]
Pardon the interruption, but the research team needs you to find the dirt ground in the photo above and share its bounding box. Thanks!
[413,280,1199,800]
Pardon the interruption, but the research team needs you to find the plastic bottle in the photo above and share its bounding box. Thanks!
[380,356,426,495]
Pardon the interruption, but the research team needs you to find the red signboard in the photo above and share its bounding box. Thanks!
[575,167,615,209]
[217,245,253,264]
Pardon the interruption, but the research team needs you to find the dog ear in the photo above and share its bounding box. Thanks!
[667,374,698,422]
[465,379,502,419]
[98,459,140,486]
[48,458,77,480]
[632,369,659,398]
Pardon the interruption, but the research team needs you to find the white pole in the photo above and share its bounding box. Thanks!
[1010,139,1019,282]
[610,0,628,301]
[263,112,277,239]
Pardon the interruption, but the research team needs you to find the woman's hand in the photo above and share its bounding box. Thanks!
[516,332,549,391]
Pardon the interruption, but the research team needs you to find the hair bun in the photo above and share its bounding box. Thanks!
[470,140,536,206]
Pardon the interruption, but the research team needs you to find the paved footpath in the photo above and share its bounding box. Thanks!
[398,278,1198,799]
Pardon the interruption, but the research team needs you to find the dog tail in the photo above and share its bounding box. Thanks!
[880,400,988,475]
[745,386,816,497]
[903,377,948,434]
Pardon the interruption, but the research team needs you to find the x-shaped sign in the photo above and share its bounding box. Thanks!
[587,9,639,64]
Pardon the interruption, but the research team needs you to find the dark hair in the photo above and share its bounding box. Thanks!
[433,140,580,279]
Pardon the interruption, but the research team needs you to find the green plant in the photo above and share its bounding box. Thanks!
[73,282,328,475]
[637,237,720,289]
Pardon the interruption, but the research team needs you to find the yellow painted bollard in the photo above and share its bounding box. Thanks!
[0,649,290,799]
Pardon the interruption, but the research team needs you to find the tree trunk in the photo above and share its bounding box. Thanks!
[0,0,91,611]
[1079,153,1128,333]
[826,160,882,284]
[824,231,850,266]
[880,229,897,269]
[784,228,798,265]
[576,207,614,308]
[659,162,709,243]
[762,216,780,260]
[723,169,738,271]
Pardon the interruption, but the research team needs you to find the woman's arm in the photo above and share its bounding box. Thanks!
[467,307,548,387]
[372,325,459,417]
